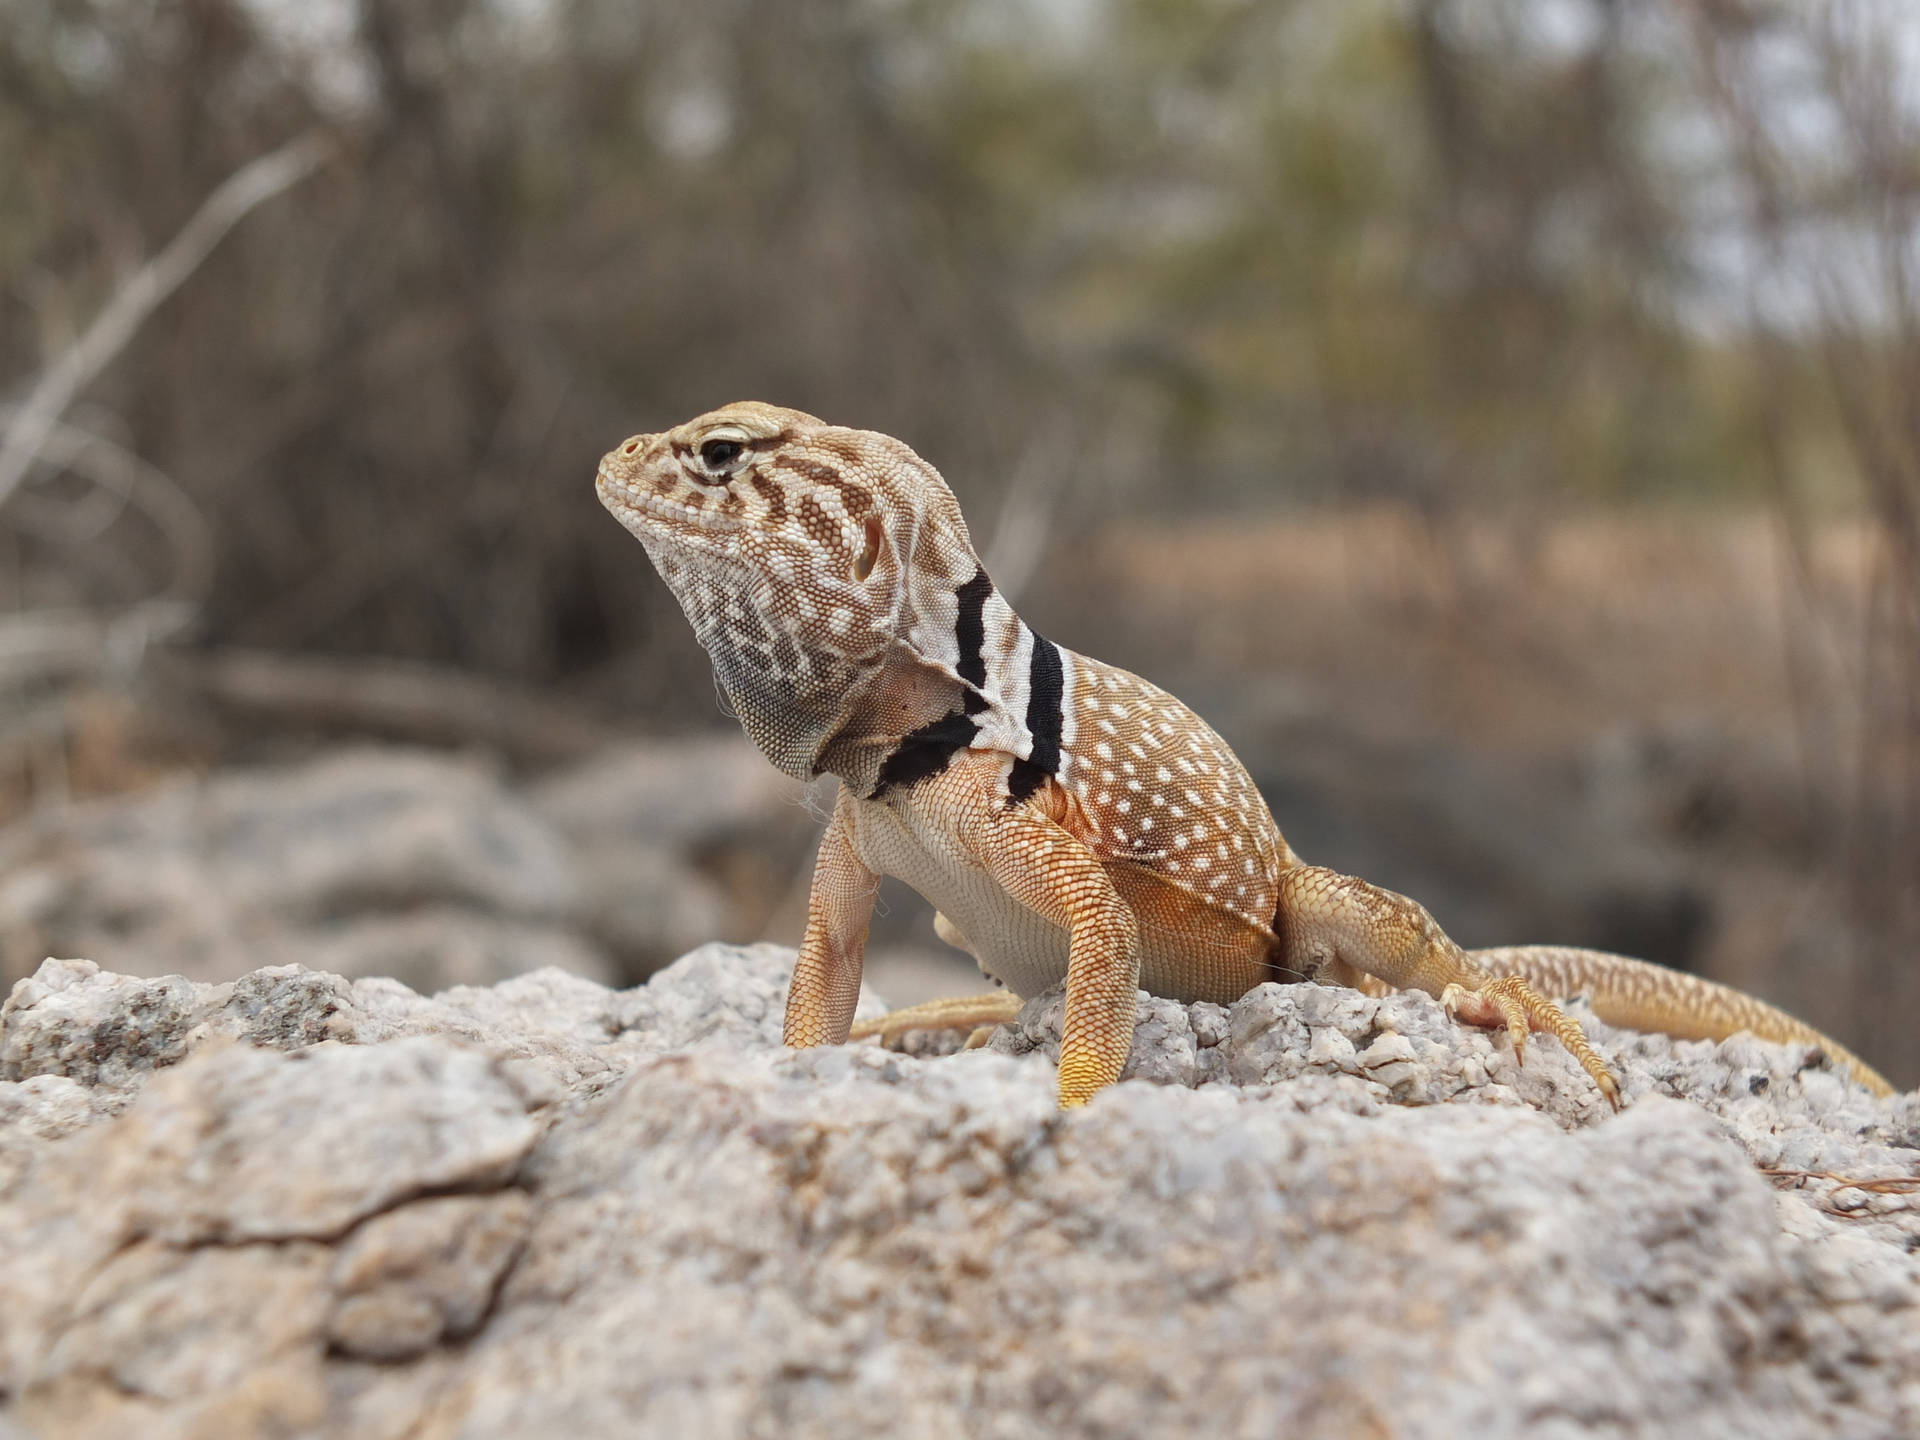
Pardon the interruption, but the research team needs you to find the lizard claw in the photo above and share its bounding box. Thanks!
[1445,976,1620,1110]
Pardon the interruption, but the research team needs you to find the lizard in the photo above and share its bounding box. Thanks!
[596,401,1894,1109]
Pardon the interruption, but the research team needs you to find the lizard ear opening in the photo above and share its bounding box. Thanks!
[852,515,884,581]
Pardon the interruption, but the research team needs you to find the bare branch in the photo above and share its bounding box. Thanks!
[168,649,617,765]
[1,411,216,606]
[0,129,336,509]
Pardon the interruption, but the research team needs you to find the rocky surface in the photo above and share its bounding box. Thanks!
[0,733,1759,1034]
[0,743,819,995]
[1,944,1917,1439]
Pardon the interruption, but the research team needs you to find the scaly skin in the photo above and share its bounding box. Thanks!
[597,402,1892,1108]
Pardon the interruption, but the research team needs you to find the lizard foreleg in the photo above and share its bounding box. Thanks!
[783,788,883,1049]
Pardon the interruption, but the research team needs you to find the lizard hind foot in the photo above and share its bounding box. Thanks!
[1443,976,1621,1110]
[849,992,1025,1047]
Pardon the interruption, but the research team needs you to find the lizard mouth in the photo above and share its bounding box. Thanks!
[595,464,748,533]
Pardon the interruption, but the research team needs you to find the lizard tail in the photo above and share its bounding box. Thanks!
[1471,945,1894,1098]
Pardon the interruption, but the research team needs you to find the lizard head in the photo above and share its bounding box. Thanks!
[596,402,982,779]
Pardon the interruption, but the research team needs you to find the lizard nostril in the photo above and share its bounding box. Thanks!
[622,438,641,455]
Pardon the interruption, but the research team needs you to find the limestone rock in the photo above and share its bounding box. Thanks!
[0,741,832,998]
[0,749,611,993]
[1,944,1916,1438]
[527,737,822,973]
[327,1193,533,1360]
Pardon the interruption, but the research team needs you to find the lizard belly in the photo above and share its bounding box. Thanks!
[845,796,1072,998]
[844,793,1272,1005]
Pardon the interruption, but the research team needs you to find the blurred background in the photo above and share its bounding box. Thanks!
[1,0,1916,1084]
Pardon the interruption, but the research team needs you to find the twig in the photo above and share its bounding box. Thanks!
[980,423,1073,604]
[166,648,618,765]
[0,411,215,610]
[1761,1167,1920,1218]
[0,412,213,715]
[1761,1168,1920,1195]
[0,130,335,510]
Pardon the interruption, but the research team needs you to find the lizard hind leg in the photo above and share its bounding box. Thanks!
[848,909,1025,1045]
[848,992,1024,1045]
[1277,865,1621,1110]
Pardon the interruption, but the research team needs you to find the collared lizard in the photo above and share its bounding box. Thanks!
[596,401,1892,1109]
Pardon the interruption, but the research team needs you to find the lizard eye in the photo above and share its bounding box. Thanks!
[684,424,755,486]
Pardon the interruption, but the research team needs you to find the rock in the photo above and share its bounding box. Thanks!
[0,1074,102,1195]
[0,1029,546,1436]
[327,1193,533,1360]
[528,735,807,853]
[528,737,823,974]
[2,944,1916,1438]
[561,843,731,978]
[0,740,837,998]
[0,749,612,993]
